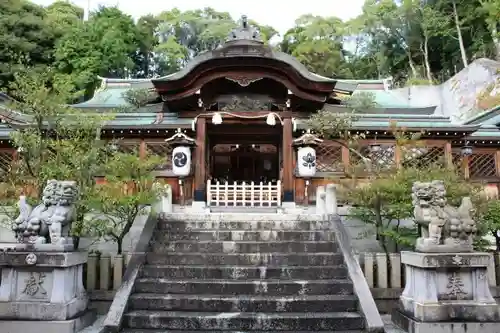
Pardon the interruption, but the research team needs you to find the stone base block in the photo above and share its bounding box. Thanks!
[191,200,206,212]
[399,251,500,322]
[0,310,96,333]
[392,309,500,333]
[0,251,88,321]
[0,296,88,321]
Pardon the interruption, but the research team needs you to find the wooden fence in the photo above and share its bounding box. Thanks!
[206,180,282,207]
[83,251,500,293]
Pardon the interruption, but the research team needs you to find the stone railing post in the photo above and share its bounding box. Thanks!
[316,185,326,214]
[325,183,337,214]
[153,183,172,213]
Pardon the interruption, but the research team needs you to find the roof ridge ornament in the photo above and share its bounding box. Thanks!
[227,15,263,43]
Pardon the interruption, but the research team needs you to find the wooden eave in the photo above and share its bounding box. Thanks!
[152,39,357,103]
[322,104,437,116]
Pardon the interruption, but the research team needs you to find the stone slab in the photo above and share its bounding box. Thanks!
[0,310,96,333]
[0,296,88,320]
[392,309,500,333]
[0,251,88,267]
[400,251,490,268]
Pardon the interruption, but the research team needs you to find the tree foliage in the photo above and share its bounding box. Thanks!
[86,151,162,254]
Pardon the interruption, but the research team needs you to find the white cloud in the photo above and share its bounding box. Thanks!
[32,0,363,35]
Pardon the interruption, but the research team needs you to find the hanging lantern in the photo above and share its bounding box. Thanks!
[297,146,317,177]
[172,146,191,177]
[165,128,196,177]
[293,129,323,178]
[461,142,473,156]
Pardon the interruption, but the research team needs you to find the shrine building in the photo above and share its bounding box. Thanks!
[1,17,500,208]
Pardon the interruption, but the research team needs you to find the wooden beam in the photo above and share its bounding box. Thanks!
[179,111,303,118]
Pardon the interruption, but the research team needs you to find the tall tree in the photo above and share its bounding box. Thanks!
[54,6,140,99]
[281,15,350,77]
[0,0,57,89]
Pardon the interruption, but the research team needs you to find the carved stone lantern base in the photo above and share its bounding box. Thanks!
[0,251,95,333]
[392,251,500,333]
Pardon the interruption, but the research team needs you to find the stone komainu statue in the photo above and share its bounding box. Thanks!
[13,180,78,245]
[412,180,477,252]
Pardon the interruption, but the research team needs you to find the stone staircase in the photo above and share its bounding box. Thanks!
[120,213,367,332]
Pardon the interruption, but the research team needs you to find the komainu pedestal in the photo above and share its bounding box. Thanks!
[0,180,95,333]
[0,251,95,333]
[392,180,500,333]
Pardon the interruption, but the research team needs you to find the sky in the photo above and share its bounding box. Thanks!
[31,0,364,36]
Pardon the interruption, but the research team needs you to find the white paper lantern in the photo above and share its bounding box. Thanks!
[297,146,317,177]
[172,146,191,177]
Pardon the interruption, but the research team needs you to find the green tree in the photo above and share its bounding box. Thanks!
[481,200,500,250]
[45,0,84,36]
[281,15,350,77]
[54,6,140,99]
[87,151,162,254]
[4,68,113,248]
[0,0,58,88]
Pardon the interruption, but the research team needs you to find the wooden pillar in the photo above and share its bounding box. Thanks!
[139,139,147,159]
[462,155,470,180]
[282,118,294,202]
[194,117,207,201]
[341,145,350,171]
[444,141,453,169]
[394,145,402,168]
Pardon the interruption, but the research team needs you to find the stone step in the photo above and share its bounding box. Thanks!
[123,310,365,331]
[154,230,336,241]
[150,241,338,253]
[157,220,333,231]
[146,252,344,266]
[134,278,353,295]
[140,265,348,280]
[128,294,358,312]
[120,328,366,333]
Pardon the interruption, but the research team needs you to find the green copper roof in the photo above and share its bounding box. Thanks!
[72,77,154,109]
[295,114,480,132]
[104,113,192,129]
[360,90,416,109]
[467,125,500,139]
[463,105,500,125]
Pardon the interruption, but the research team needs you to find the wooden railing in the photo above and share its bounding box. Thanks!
[206,180,282,207]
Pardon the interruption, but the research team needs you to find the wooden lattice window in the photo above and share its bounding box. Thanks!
[351,144,396,171]
[0,150,13,180]
[116,140,140,154]
[146,141,173,171]
[469,152,496,179]
[316,141,343,172]
[401,146,445,168]
[451,151,464,175]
